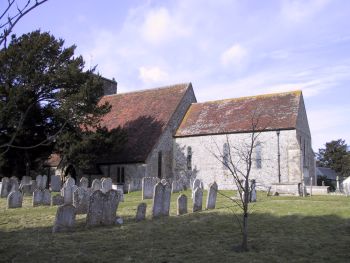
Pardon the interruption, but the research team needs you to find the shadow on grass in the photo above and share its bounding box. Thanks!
[0,210,349,263]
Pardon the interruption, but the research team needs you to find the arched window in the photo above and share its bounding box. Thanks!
[187,146,192,170]
[256,142,262,169]
[223,143,229,169]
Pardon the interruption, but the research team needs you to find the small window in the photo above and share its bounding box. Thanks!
[223,143,229,169]
[256,142,262,169]
[187,146,192,170]
[116,167,125,184]
[158,151,162,179]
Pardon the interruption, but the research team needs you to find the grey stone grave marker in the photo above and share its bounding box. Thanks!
[52,204,76,233]
[177,194,188,215]
[206,181,218,209]
[7,190,23,208]
[50,175,61,192]
[136,203,147,222]
[142,177,159,200]
[193,187,203,212]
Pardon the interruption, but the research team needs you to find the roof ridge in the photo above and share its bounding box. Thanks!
[103,82,191,97]
[194,90,302,105]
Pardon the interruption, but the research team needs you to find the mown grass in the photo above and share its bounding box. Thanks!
[0,190,349,263]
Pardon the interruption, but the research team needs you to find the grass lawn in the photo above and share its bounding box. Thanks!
[0,190,349,263]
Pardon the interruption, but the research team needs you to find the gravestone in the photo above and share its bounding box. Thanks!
[206,181,218,209]
[33,189,43,206]
[41,175,48,189]
[9,176,19,192]
[20,176,32,186]
[91,179,101,192]
[192,179,203,199]
[20,184,34,196]
[79,177,89,189]
[250,180,257,202]
[7,190,23,209]
[86,190,121,226]
[142,177,159,200]
[193,187,203,212]
[73,187,90,214]
[36,175,43,190]
[101,178,112,193]
[116,189,124,202]
[51,195,64,206]
[52,204,76,233]
[177,194,188,215]
[62,186,73,205]
[152,181,171,218]
[1,177,9,198]
[50,175,61,192]
[65,177,75,188]
[136,203,147,222]
[42,189,51,206]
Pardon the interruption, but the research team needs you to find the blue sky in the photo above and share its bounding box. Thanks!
[5,0,350,151]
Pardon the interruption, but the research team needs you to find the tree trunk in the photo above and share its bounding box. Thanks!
[241,212,248,251]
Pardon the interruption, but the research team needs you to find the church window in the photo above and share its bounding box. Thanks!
[187,146,192,170]
[223,143,229,169]
[256,142,262,169]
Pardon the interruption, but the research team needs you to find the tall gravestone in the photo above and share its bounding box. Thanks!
[193,187,203,212]
[152,181,171,218]
[206,182,218,209]
[52,204,76,233]
[80,177,89,189]
[50,175,61,192]
[91,179,102,192]
[42,175,48,189]
[33,189,43,206]
[62,186,73,205]
[101,178,113,193]
[136,203,147,222]
[73,187,90,214]
[1,177,9,198]
[65,177,75,188]
[42,189,51,206]
[86,190,121,226]
[36,175,43,190]
[142,177,159,200]
[250,180,257,202]
[7,190,23,209]
[177,194,188,215]
[192,179,203,199]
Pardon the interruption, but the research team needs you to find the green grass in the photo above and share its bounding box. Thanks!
[0,191,349,263]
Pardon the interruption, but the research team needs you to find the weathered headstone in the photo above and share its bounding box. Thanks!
[73,187,90,214]
[42,189,51,206]
[101,178,113,193]
[79,177,89,189]
[250,180,257,202]
[62,186,73,205]
[152,181,171,218]
[206,181,218,209]
[42,175,48,189]
[177,194,188,215]
[51,195,64,206]
[20,176,32,186]
[192,178,203,199]
[91,179,101,192]
[7,190,23,209]
[50,175,61,192]
[1,177,9,198]
[142,177,159,200]
[52,204,76,233]
[36,175,43,190]
[193,187,203,212]
[20,184,34,196]
[65,177,75,188]
[33,189,43,206]
[86,190,121,226]
[9,176,19,192]
[136,203,147,222]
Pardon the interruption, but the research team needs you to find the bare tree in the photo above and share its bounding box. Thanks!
[0,0,48,48]
[209,108,266,252]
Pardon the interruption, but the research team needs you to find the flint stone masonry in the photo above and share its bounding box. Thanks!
[52,204,76,233]
[73,187,90,214]
[177,194,188,215]
[152,181,171,218]
[101,178,113,193]
[80,177,89,189]
[193,187,203,212]
[142,177,160,200]
[206,182,218,209]
[51,195,64,206]
[7,190,22,208]
[136,203,147,222]
[1,177,9,198]
[86,190,121,226]
[50,175,61,192]
[91,179,102,192]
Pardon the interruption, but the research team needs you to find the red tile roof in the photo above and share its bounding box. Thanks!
[99,83,192,163]
[175,90,302,137]
[45,153,62,167]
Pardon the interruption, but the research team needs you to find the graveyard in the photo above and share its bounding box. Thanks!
[0,188,349,262]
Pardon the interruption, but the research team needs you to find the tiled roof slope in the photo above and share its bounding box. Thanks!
[99,83,191,163]
[175,90,302,137]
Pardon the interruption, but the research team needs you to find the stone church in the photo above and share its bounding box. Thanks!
[49,82,315,192]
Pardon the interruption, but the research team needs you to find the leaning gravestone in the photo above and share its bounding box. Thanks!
[79,177,89,189]
[177,194,188,215]
[1,177,9,198]
[136,203,147,222]
[91,179,102,192]
[50,175,61,192]
[52,204,76,233]
[86,190,121,226]
[101,178,113,193]
[206,181,218,209]
[142,177,159,200]
[73,187,90,214]
[7,190,23,209]
[193,187,203,212]
[51,195,64,206]
[152,181,171,218]
[192,178,203,199]
[42,189,51,206]
[33,189,43,206]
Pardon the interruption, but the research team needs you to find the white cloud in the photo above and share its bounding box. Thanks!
[281,0,330,23]
[139,66,169,83]
[220,44,248,68]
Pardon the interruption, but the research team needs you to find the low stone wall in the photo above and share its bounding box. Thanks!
[271,183,301,196]
[306,186,329,195]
